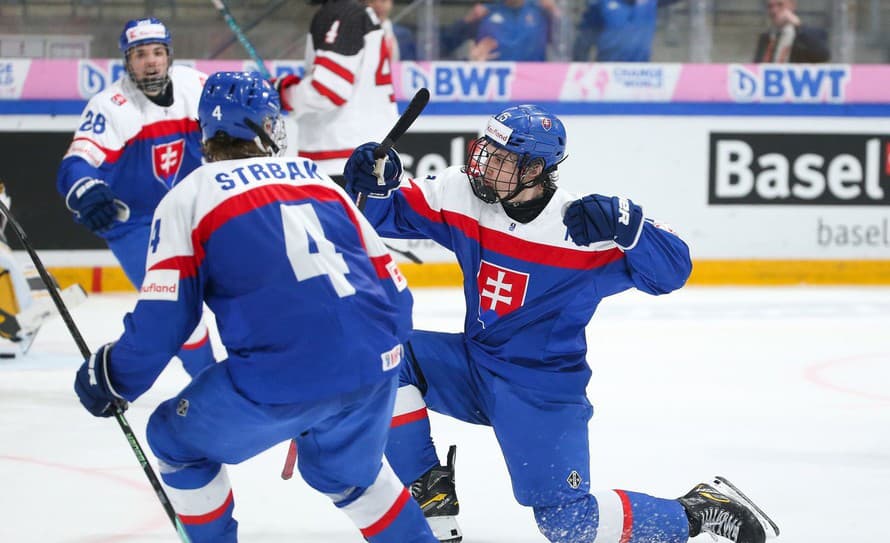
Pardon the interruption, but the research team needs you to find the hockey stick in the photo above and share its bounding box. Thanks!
[356,87,431,211]
[0,199,193,543]
[209,0,271,79]
[281,90,432,478]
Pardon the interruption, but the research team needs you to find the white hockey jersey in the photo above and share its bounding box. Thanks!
[283,0,399,177]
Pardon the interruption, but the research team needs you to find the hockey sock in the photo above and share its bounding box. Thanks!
[159,461,238,543]
[332,460,437,543]
[386,384,440,485]
[177,322,215,377]
[534,490,688,543]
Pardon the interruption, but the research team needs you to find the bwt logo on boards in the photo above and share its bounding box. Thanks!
[78,61,128,97]
[728,65,849,102]
[403,62,513,101]
[708,133,890,205]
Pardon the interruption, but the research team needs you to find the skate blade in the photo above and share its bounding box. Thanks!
[713,476,780,538]
[427,516,462,543]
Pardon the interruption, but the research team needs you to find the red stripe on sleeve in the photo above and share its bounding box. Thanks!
[69,136,124,164]
[371,254,396,279]
[149,255,199,279]
[135,118,200,141]
[314,56,356,84]
[299,149,355,161]
[399,179,625,270]
[311,80,347,106]
[182,331,210,350]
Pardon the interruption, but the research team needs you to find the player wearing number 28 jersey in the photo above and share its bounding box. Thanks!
[56,17,214,377]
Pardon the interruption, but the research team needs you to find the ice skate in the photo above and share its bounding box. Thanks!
[410,445,462,543]
[679,476,780,543]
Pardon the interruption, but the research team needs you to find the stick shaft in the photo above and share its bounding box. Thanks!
[356,88,431,210]
[0,200,192,543]
[210,0,271,79]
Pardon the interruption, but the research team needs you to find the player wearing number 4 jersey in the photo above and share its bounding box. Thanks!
[274,0,397,180]
[345,104,781,543]
[56,17,215,377]
[73,72,437,543]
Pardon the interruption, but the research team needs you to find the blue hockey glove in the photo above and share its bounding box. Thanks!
[563,194,644,249]
[74,343,127,418]
[344,142,403,199]
[65,178,118,233]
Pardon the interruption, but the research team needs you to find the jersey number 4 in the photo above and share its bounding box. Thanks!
[282,203,355,298]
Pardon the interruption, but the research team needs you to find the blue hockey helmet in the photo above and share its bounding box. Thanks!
[467,104,567,203]
[484,104,566,170]
[119,18,172,54]
[199,71,287,156]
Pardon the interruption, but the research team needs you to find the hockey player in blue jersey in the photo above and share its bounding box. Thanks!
[73,71,438,543]
[57,17,214,376]
[344,104,781,543]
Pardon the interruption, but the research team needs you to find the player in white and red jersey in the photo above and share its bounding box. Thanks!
[275,0,398,180]
[74,71,436,543]
[56,17,214,376]
[344,105,781,543]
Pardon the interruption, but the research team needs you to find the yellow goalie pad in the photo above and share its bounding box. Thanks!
[0,268,18,315]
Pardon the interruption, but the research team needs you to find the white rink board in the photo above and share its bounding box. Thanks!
[4,113,890,263]
[403,114,890,262]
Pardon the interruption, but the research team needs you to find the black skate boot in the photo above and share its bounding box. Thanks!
[410,445,462,543]
[679,476,780,543]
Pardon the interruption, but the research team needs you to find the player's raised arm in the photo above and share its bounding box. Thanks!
[563,194,692,294]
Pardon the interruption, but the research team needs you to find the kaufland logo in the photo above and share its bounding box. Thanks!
[708,133,890,205]
[142,282,177,294]
[485,118,512,146]
[140,269,180,301]
[728,64,850,103]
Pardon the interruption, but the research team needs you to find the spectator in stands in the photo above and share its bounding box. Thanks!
[573,0,681,62]
[474,0,558,61]
[440,3,491,60]
[753,0,829,63]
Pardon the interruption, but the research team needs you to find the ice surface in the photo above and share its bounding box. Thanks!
[1,286,888,542]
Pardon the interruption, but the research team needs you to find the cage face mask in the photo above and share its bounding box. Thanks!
[120,18,173,95]
[467,137,526,204]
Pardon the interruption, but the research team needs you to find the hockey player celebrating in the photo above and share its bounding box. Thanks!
[343,104,781,543]
[56,17,214,376]
[73,71,437,543]
[274,0,398,182]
